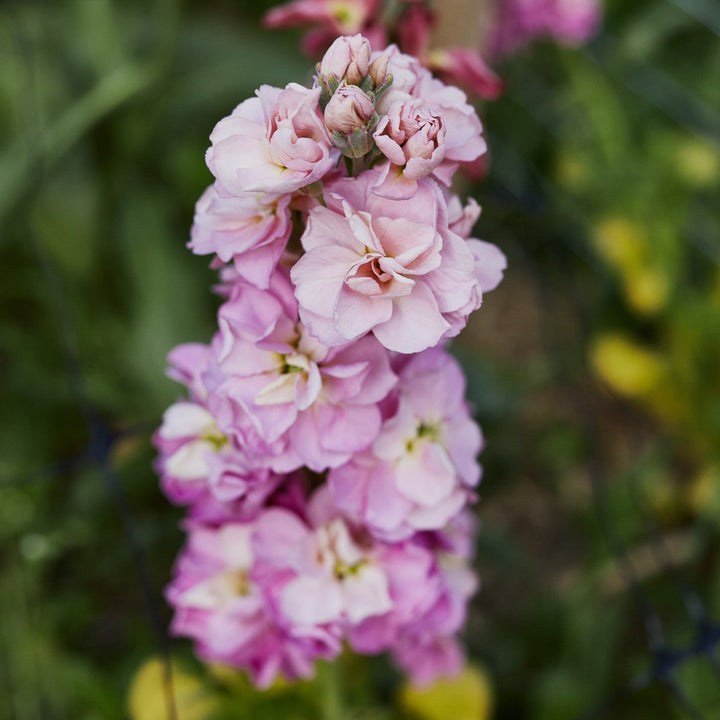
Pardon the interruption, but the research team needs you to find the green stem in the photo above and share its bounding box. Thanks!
[320,660,344,720]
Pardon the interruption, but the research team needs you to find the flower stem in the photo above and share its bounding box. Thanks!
[319,660,343,720]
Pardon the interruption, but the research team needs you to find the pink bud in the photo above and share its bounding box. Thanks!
[324,83,375,134]
[319,34,371,84]
[368,53,389,87]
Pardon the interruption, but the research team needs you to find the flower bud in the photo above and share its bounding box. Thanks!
[319,34,371,85]
[324,83,375,135]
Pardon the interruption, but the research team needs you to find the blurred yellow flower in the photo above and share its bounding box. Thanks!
[592,218,645,274]
[399,665,492,720]
[674,138,720,187]
[128,657,219,720]
[623,266,669,315]
[590,333,665,398]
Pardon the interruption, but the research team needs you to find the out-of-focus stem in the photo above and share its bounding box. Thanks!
[319,660,343,720]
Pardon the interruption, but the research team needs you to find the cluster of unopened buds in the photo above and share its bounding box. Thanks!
[156,33,506,687]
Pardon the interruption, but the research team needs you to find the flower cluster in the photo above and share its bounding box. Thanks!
[263,0,601,99]
[157,34,505,687]
[492,0,602,56]
[264,0,503,99]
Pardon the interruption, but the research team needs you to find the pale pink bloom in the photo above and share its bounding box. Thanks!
[329,349,482,538]
[156,350,283,511]
[206,83,336,198]
[446,192,507,294]
[374,46,486,188]
[344,518,479,684]
[390,538,478,685]
[374,45,431,113]
[291,171,481,352]
[318,34,371,84]
[189,184,292,289]
[166,343,213,402]
[252,488,396,629]
[256,510,393,626]
[216,269,396,471]
[167,520,341,687]
[374,99,447,188]
[324,82,375,135]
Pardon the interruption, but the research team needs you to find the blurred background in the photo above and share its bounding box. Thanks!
[1,0,719,717]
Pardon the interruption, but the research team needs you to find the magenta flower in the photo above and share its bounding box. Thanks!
[426,47,504,100]
[206,83,337,198]
[493,0,602,56]
[264,0,381,37]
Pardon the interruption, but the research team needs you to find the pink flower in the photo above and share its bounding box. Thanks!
[216,269,396,471]
[254,508,393,627]
[329,349,482,538]
[374,46,487,186]
[167,520,341,687]
[373,99,447,193]
[156,350,283,512]
[389,535,478,685]
[426,47,504,100]
[189,184,292,289]
[493,0,602,56]
[264,0,381,37]
[291,171,482,352]
[206,83,337,198]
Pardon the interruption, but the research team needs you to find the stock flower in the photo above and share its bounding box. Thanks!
[163,31,496,689]
[216,269,396,471]
[375,101,446,176]
[374,46,486,186]
[206,83,336,198]
[189,184,292,289]
[292,171,484,352]
[167,520,341,688]
[329,349,483,538]
[254,506,393,627]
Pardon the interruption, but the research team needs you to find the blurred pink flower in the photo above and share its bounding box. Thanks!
[493,0,602,56]
[167,520,341,687]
